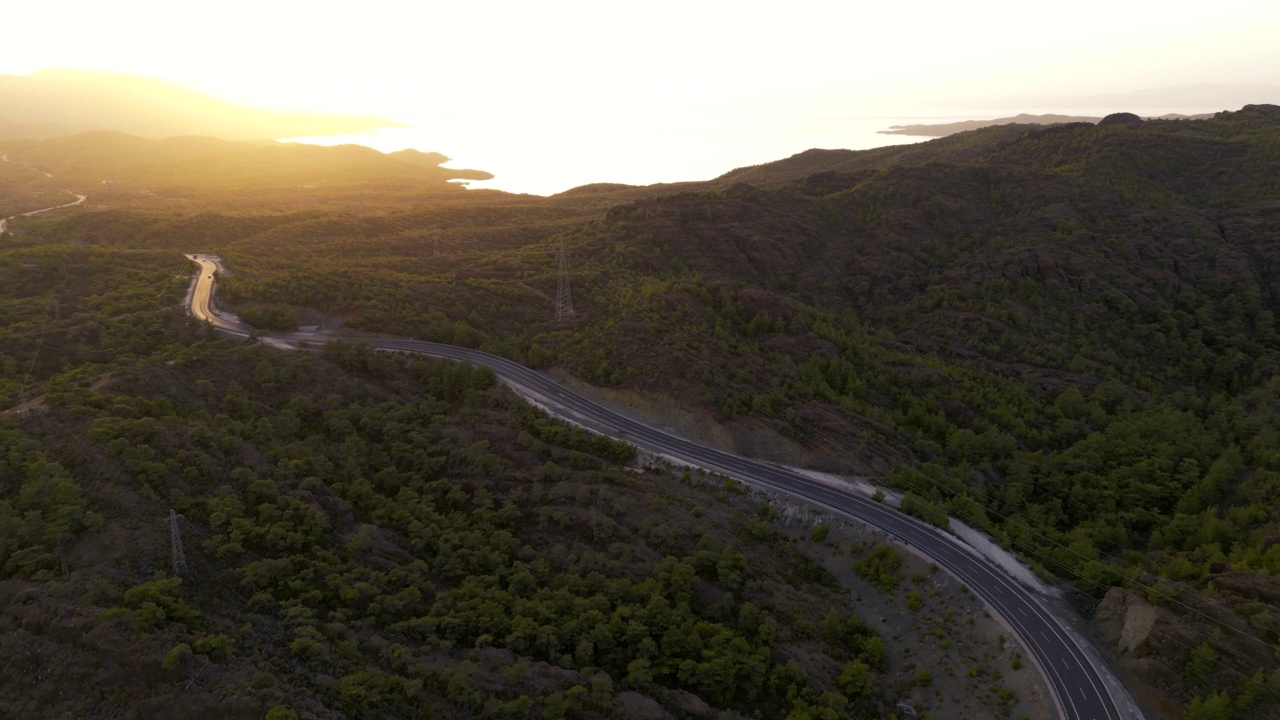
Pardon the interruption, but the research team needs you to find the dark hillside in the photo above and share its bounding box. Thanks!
[4,132,491,192]
[524,107,1280,716]
[1,330,1029,719]
[710,124,1039,188]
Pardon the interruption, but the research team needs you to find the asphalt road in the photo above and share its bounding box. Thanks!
[186,255,249,334]
[185,257,1132,720]
[1,191,88,235]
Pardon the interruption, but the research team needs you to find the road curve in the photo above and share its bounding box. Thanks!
[1,192,88,235]
[185,255,247,333]
[185,256,1133,720]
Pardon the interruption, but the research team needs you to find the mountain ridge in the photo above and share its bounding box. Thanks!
[0,68,405,141]
[877,111,1217,137]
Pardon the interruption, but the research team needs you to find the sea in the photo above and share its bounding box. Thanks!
[281,106,1226,197]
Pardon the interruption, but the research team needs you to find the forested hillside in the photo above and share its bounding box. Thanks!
[1,231,1040,718]
[3,335,897,718]
[541,108,1280,717]
[4,106,1280,718]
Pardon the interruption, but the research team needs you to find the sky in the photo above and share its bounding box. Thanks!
[3,0,1279,193]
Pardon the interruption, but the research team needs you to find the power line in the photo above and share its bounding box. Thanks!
[229,205,1277,681]
[170,508,188,575]
[673,330,1280,678]
[356,210,581,323]
[15,295,57,406]
[681,384,1280,705]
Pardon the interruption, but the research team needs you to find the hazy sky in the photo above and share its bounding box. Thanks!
[3,0,1278,192]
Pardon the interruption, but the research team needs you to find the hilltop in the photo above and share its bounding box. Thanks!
[877,111,1215,137]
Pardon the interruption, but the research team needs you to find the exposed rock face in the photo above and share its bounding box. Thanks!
[1097,112,1144,127]
[1093,580,1280,718]
[669,690,716,718]
[613,691,673,720]
[1121,592,1159,654]
[1092,588,1186,718]
[1095,587,1155,654]
[1211,568,1280,606]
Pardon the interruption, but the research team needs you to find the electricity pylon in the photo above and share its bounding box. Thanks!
[554,239,575,322]
[169,509,188,575]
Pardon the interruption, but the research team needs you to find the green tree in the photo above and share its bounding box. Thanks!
[837,660,872,700]
[1183,691,1232,720]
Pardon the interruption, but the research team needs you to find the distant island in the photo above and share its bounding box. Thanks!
[879,111,1214,137]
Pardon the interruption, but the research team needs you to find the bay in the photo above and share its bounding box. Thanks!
[281,105,1226,196]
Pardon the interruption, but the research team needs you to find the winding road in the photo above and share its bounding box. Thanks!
[0,192,87,235]
[185,255,1138,720]
[0,152,87,234]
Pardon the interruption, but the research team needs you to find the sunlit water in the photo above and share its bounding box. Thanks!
[282,106,1226,196]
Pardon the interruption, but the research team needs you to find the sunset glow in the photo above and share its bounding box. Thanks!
[4,0,1278,192]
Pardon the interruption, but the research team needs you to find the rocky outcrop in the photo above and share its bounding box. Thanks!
[613,691,672,720]
[1095,587,1159,655]
[669,690,716,718]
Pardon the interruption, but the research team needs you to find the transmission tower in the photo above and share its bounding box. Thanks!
[554,239,575,322]
[169,509,188,575]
